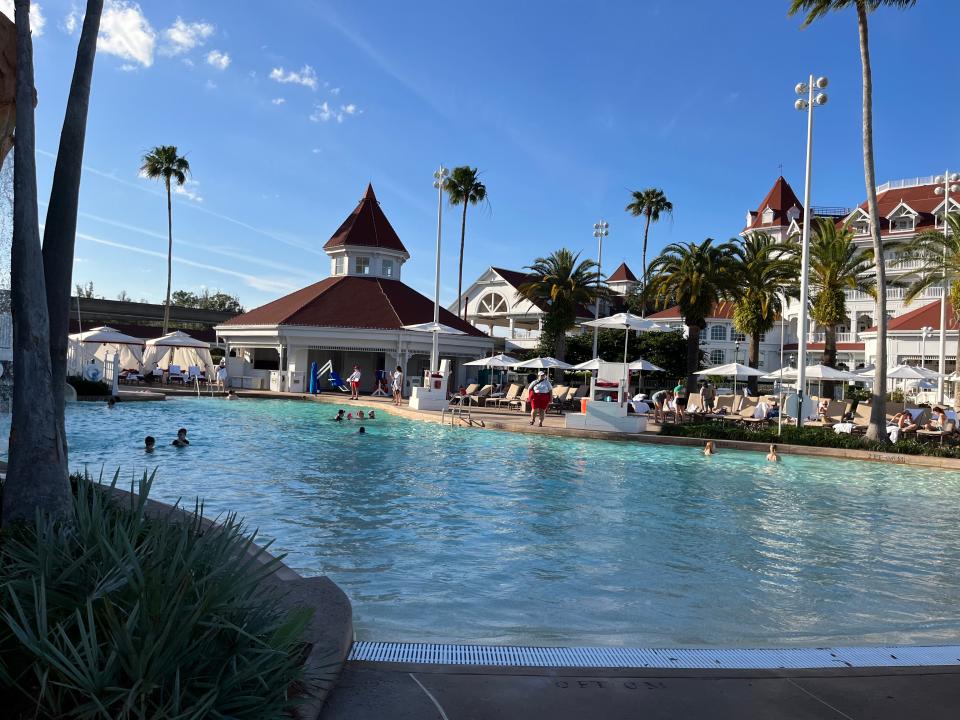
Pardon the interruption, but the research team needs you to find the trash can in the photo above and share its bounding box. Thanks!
[580,397,590,414]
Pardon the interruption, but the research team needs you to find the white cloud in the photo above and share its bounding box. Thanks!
[329,87,340,96]
[0,0,46,35]
[206,49,230,70]
[173,178,203,203]
[311,148,321,154]
[269,64,317,89]
[271,97,285,105]
[161,17,213,55]
[63,6,79,34]
[309,101,360,123]
[98,1,156,68]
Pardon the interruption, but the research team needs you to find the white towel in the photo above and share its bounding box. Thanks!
[833,422,854,434]
[887,426,900,443]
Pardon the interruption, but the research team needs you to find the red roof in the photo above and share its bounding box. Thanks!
[608,262,638,282]
[849,181,951,238]
[322,184,409,256]
[863,300,960,332]
[746,176,803,230]
[490,266,594,318]
[648,301,736,321]
[222,275,486,335]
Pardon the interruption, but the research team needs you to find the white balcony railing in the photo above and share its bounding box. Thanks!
[806,332,857,344]
[844,286,943,302]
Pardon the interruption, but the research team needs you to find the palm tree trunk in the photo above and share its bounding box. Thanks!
[856,2,888,441]
[163,175,173,334]
[42,0,103,459]
[823,324,838,398]
[748,332,760,394]
[3,0,70,525]
[641,214,651,315]
[457,200,468,320]
[685,323,700,391]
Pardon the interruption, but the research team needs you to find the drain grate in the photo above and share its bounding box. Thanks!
[348,642,960,669]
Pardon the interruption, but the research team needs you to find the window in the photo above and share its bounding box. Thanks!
[732,330,746,342]
[333,256,345,275]
[355,256,370,274]
[699,327,707,341]
[853,220,870,235]
[762,207,774,224]
[382,259,394,278]
[758,333,766,343]
[478,293,508,315]
[709,349,725,365]
[891,217,914,232]
[710,325,727,341]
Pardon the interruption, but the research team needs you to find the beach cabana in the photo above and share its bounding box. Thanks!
[67,326,144,375]
[142,331,214,378]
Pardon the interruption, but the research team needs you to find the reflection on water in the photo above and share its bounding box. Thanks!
[46,397,960,646]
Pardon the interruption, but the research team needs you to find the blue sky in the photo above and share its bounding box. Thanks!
[10,0,960,309]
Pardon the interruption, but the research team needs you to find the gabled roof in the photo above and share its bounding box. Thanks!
[488,267,593,318]
[648,301,736,321]
[322,184,409,256]
[886,200,919,219]
[864,300,960,333]
[608,262,638,283]
[848,181,950,237]
[221,275,485,335]
[746,176,803,230]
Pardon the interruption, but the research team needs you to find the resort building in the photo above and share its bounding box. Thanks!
[745,174,957,373]
[215,184,492,393]
[453,261,638,352]
[647,301,789,372]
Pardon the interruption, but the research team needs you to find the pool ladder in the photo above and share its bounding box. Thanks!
[441,405,484,428]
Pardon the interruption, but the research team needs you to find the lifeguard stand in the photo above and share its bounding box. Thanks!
[409,359,451,411]
[565,360,647,433]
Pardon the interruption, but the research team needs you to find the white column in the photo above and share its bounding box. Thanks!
[508,317,515,339]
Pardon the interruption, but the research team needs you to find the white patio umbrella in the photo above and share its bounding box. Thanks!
[515,356,572,370]
[628,357,666,372]
[770,364,859,398]
[571,358,602,371]
[695,362,766,398]
[401,321,466,335]
[464,353,521,391]
[582,313,664,402]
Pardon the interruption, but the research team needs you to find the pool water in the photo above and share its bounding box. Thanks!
[54,397,960,647]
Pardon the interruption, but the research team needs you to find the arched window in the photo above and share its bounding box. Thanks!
[732,330,746,342]
[477,293,508,315]
[710,325,726,341]
[710,349,725,365]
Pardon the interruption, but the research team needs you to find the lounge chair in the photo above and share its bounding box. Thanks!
[450,383,479,405]
[167,364,184,384]
[567,384,589,408]
[805,400,845,427]
[187,365,205,384]
[918,419,957,445]
[466,384,493,406]
[488,383,522,409]
[734,402,759,425]
[548,386,569,415]
[702,395,738,421]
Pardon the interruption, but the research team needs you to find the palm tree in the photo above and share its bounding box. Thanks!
[42,0,103,462]
[730,232,800,393]
[789,0,917,440]
[647,238,738,388]
[902,212,960,315]
[140,146,190,334]
[805,219,875,385]
[446,166,487,320]
[517,248,605,361]
[626,188,672,313]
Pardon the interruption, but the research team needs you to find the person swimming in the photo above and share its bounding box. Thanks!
[703,440,716,456]
[172,428,190,447]
[358,426,366,434]
[357,410,365,420]
[225,390,238,401]
[766,444,779,462]
[368,410,376,419]
[332,409,345,422]
[144,435,155,453]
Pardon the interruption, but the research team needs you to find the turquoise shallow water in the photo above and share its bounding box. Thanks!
[54,397,960,647]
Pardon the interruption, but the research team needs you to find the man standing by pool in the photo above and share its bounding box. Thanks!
[527,371,552,427]
[347,365,361,400]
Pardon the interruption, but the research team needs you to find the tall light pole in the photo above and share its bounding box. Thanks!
[793,74,829,425]
[934,171,959,403]
[921,325,932,369]
[430,165,449,373]
[592,220,608,359]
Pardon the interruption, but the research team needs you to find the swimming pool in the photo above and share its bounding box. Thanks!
[51,397,960,647]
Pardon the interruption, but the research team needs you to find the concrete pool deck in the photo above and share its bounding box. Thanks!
[148,386,960,470]
[321,661,960,719]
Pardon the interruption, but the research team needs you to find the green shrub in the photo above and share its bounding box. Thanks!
[66,376,111,396]
[658,423,960,459]
[0,472,311,719]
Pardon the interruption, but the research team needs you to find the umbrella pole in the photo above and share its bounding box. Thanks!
[622,328,629,405]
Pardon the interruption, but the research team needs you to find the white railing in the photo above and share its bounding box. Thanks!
[876,176,937,193]
[509,328,540,340]
[0,315,10,349]
[844,286,943,302]
[807,332,856,344]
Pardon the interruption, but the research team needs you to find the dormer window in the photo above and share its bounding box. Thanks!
[786,205,801,222]
[382,259,394,278]
[853,220,870,235]
[762,207,775,224]
[891,216,914,232]
[355,256,370,275]
[333,256,345,275]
